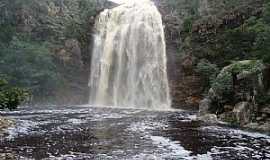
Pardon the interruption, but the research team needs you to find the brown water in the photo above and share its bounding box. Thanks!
[0,106,269,159]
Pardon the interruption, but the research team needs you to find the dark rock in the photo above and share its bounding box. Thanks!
[181,54,195,74]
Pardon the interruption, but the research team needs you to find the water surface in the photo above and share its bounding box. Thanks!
[0,106,269,159]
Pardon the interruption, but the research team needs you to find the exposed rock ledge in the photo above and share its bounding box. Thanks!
[198,100,270,133]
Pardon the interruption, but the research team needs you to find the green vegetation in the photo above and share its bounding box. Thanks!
[0,37,59,98]
[0,0,102,104]
[210,60,264,103]
[180,1,269,65]
[196,59,219,92]
[64,0,101,63]
[211,71,233,102]
[181,1,270,101]
[229,60,264,75]
[245,3,270,63]
[0,78,29,110]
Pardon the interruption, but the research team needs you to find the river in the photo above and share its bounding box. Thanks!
[0,106,269,159]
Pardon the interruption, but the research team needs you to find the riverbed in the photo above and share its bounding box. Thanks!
[0,106,269,159]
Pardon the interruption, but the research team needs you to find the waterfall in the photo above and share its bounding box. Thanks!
[89,0,171,109]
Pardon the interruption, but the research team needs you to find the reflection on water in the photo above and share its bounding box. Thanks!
[0,106,269,159]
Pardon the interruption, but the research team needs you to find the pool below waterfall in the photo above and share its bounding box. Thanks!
[0,106,270,160]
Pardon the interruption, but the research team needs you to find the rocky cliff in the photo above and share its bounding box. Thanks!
[154,0,266,109]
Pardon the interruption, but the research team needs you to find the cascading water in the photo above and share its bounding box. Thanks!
[89,0,171,109]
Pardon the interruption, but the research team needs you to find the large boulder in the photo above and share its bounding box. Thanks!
[233,102,252,125]
[199,98,212,116]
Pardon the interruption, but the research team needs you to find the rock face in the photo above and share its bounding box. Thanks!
[56,39,83,67]
[153,0,260,108]
[153,0,207,108]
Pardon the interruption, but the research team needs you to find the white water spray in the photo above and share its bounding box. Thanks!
[89,0,171,109]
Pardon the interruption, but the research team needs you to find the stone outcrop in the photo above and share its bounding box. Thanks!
[198,60,270,132]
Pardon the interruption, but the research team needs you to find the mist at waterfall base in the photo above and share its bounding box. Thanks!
[88,0,171,109]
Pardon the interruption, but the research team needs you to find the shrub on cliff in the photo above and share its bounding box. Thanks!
[196,59,219,92]
[211,71,234,103]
